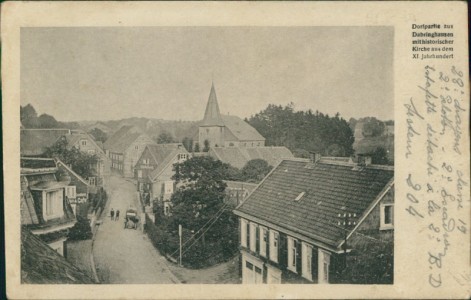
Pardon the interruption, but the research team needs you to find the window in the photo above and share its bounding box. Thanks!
[269,230,279,263]
[318,249,331,284]
[178,154,187,160]
[44,189,64,220]
[81,139,87,146]
[240,219,248,248]
[242,255,264,284]
[88,149,95,154]
[89,177,96,186]
[287,236,298,272]
[143,158,150,165]
[302,242,313,281]
[380,203,394,230]
[135,145,139,150]
[260,227,268,257]
[249,223,258,252]
[137,170,143,178]
[65,186,76,199]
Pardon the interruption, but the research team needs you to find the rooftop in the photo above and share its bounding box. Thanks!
[234,158,394,249]
[21,228,96,284]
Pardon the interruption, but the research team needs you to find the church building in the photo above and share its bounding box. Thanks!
[198,83,266,148]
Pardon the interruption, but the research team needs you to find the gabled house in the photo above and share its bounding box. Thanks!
[20,158,77,256]
[233,156,394,284]
[62,131,110,186]
[103,125,156,177]
[21,228,96,284]
[20,129,110,187]
[134,143,189,214]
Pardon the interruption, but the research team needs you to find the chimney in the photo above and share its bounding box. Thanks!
[357,154,372,166]
[309,152,322,163]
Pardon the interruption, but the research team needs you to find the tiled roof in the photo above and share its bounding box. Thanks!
[234,159,394,249]
[103,125,152,153]
[221,115,265,142]
[21,176,40,225]
[148,144,189,181]
[210,146,294,169]
[21,228,96,284]
[20,129,71,156]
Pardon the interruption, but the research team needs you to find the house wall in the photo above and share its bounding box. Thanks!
[199,126,224,148]
[151,159,178,202]
[238,217,329,284]
[109,152,124,174]
[123,135,154,178]
[351,187,394,244]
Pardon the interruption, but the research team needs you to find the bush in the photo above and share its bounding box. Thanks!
[68,216,93,240]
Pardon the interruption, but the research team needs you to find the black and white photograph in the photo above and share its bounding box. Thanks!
[18,26,395,285]
[3,1,471,300]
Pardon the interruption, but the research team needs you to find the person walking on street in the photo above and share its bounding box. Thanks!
[115,210,120,221]
[110,208,115,221]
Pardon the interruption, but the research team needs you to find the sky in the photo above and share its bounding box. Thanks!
[21,26,394,122]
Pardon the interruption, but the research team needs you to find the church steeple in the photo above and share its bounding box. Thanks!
[201,82,224,127]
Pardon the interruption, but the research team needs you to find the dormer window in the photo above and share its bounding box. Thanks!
[295,192,305,201]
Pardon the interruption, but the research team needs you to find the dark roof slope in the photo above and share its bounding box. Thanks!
[21,228,96,284]
[235,159,394,249]
[148,144,189,181]
[20,129,71,156]
[222,115,265,142]
[103,125,152,153]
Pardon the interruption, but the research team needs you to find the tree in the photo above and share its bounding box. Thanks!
[44,137,98,179]
[247,103,354,157]
[194,142,200,153]
[167,156,239,267]
[89,128,108,143]
[240,159,272,183]
[362,117,385,137]
[37,114,60,128]
[20,104,40,128]
[156,131,175,144]
[370,147,390,165]
[203,139,210,152]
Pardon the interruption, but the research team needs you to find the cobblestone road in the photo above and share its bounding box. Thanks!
[93,174,179,283]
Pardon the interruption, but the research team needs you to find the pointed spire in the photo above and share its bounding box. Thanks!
[201,82,224,126]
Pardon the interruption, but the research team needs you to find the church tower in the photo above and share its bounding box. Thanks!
[198,83,225,148]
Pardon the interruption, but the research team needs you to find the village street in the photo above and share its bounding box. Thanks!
[92,174,179,283]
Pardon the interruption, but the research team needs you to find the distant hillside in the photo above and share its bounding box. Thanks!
[79,117,199,143]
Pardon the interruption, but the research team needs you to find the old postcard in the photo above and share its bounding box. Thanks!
[2,1,469,299]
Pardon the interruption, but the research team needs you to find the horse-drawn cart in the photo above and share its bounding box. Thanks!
[124,207,140,229]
